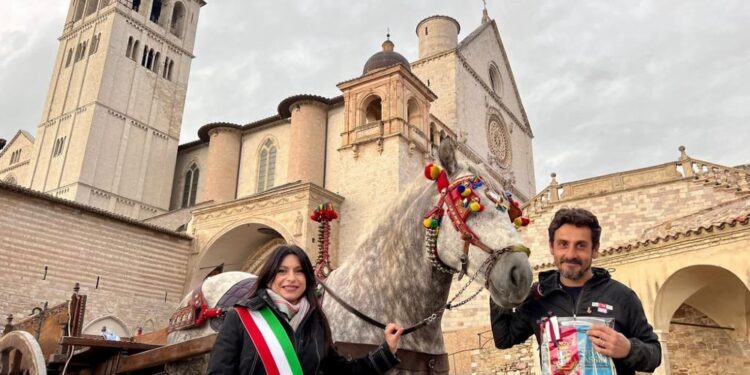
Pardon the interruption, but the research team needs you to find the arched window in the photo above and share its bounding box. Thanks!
[429,122,438,145]
[170,2,186,38]
[256,139,277,193]
[146,48,155,69]
[4,175,16,185]
[126,37,133,57]
[85,0,98,17]
[181,163,199,208]
[362,96,382,125]
[74,0,86,22]
[141,45,149,66]
[9,150,21,165]
[168,60,174,80]
[131,40,139,60]
[132,0,141,12]
[65,48,73,67]
[489,63,502,94]
[162,57,170,78]
[90,34,100,55]
[74,44,82,62]
[406,98,421,127]
[150,0,163,24]
[153,52,160,73]
[80,41,87,61]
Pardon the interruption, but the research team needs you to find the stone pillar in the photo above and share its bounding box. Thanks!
[678,145,694,178]
[287,100,328,186]
[203,126,241,204]
[654,329,671,375]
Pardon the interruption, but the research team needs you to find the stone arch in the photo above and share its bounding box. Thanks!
[359,94,383,126]
[654,264,749,333]
[406,97,422,128]
[83,315,131,338]
[170,1,187,38]
[654,265,749,374]
[4,174,17,185]
[489,62,502,95]
[191,217,295,288]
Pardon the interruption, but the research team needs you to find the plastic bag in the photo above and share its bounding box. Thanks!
[539,316,616,375]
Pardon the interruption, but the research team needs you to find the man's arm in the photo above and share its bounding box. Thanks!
[621,291,662,372]
[490,298,535,349]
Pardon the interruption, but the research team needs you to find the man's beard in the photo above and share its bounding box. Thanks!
[558,258,590,280]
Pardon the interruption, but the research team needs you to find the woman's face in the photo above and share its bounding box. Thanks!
[270,254,307,303]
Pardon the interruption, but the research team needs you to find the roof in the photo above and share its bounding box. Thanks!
[0,130,35,158]
[0,180,192,240]
[415,15,461,35]
[532,196,750,270]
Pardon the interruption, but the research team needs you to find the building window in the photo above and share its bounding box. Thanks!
[150,0,163,24]
[131,40,140,61]
[9,150,22,165]
[170,1,186,38]
[168,59,174,80]
[74,0,86,22]
[4,175,16,185]
[65,48,73,67]
[489,63,502,95]
[141,45,149,66]
[181,163,199,208]
[257,139,277,193]
[90,33,101,55]
[406,98,421,128]
[126,36,133,58]
[361,95,382,125]
[52,136,67,158]
[132,0,141,12]
[85,0,98,17]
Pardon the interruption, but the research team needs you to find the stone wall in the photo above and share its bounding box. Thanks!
[0,182,192,334]
[667,304,749,375]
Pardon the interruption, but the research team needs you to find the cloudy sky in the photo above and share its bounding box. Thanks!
[2,1,748,190]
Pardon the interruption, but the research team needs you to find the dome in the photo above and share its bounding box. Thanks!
[362,39,410,74]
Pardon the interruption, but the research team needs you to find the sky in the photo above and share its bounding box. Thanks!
[2,1,748,190]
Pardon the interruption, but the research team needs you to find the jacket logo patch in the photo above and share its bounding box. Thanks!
[592,302,613,314]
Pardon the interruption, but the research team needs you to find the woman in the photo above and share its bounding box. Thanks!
[207,245,404,374]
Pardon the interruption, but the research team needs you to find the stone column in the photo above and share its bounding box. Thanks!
[203,126,241,204]
[287,100,328,186]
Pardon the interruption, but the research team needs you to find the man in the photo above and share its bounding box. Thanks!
[491,208,661,374]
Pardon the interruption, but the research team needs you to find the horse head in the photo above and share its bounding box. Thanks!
[429,139,533,309]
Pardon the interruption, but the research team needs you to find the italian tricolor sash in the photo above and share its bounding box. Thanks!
[236,306,303,375]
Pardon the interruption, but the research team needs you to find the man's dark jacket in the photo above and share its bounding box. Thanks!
[207,289,399,374]
[491,268,661,374]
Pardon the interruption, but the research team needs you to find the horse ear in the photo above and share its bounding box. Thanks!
[438,138,459,175]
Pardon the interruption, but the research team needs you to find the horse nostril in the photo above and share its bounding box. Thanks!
[509,266,518,287]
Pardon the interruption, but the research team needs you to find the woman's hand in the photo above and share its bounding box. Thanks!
[384,323,404,354]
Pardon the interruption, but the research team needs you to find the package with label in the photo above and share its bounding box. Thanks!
[539,316,616,375]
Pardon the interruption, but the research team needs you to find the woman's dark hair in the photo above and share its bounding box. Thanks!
[548,208,602,250]
[249,245,334,351]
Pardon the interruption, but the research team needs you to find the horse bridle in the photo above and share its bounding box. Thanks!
[423,167,529,283]
[316,165,529,336]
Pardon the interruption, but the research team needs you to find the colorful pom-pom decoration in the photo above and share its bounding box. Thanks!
[469,201,482,212]
[311,202,338,222]
[460,187,472,197]
[513,217,523,228]
[424,164,442,180]
[423,218,440,229]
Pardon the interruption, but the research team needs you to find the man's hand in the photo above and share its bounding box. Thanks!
[587,325,631,359]
[384,323,404,354]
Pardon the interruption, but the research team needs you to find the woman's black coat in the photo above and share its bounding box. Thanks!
[207,290,399,374]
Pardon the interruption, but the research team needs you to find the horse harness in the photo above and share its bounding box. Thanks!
[317,166,529,337]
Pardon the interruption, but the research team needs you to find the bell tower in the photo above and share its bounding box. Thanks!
[28,0,206,219]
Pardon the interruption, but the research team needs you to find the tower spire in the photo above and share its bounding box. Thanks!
[482,0,491,24]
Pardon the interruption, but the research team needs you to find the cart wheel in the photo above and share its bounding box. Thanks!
[0,331,47,375]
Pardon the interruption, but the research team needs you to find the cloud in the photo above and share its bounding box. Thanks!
[1,0,748,192]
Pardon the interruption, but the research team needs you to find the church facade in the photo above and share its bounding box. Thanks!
[1,1,747,374]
